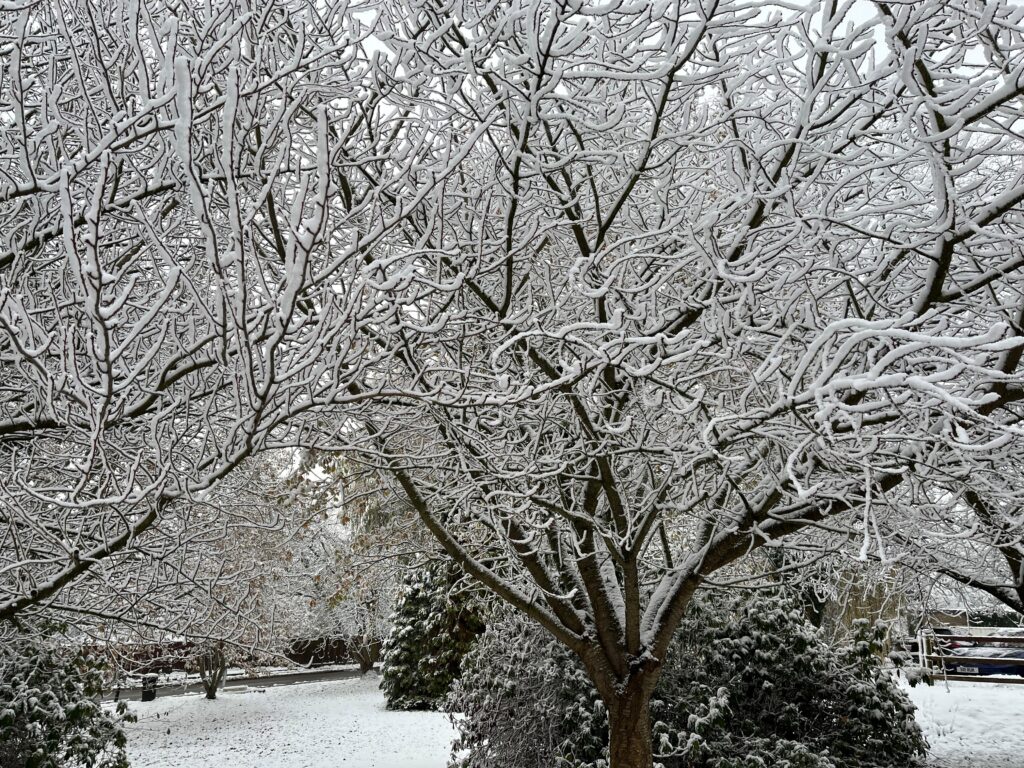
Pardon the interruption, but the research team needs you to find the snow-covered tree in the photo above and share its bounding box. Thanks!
[196,642,228,700]
[3,1,1024,766]
[882,483,1024,616]
[273,452,429,670]
[339,3,1024,765]
[380,560,485,710]
[0,0,448,627]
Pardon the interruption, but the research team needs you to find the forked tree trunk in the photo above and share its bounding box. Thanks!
[198,646,227,700]
[606,687,654,768]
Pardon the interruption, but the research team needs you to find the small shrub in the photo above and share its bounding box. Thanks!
[0,631,135,768]
[447,610,605,768]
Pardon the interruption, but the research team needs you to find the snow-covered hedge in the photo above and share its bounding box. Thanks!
[448,591,927,768]
[0,630,135,768]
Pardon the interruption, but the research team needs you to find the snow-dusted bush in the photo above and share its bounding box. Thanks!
[380,562,486,710]
[659,596,927,768]
[0,632,135,768]
[448,592,927,768]
[447,610,606,768]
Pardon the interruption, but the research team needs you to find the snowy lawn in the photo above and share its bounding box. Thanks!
[906,679,1024,768]
[124,672,1023,768]
[124,673,456,768]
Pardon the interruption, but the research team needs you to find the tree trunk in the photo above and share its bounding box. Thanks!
[199,646,226,700]
[607,687,654,768]
[353,637,380,674]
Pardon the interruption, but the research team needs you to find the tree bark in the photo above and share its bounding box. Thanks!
[199,646,226,700]
[606,685,654,768]
[353,637,380,674]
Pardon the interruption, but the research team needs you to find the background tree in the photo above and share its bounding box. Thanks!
[197,643,228,700]
[879,481,1024,617]
[277,451,431,670]
[0,0,449,627]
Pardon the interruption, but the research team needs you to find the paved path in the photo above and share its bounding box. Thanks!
[107,667,368,702]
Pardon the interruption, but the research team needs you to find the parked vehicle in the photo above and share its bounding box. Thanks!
[911,627,1024,678]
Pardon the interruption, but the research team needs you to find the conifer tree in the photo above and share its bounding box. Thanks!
[380,562,485,711]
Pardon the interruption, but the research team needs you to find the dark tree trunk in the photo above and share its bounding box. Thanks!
[198,645,227,700]
[353,637,380,674]
[607,686,654,768]
[585,653,659,768]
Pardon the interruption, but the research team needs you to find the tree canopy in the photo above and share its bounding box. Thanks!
[3,1,1024,765]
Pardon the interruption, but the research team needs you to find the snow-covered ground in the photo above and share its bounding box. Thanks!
[906,679,1024,768]
[124,673,456,768]
[124,672,1022,768]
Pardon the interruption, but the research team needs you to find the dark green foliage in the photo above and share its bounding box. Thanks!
[0,634,135,768]
[380,562,485,710]
[447,611,606,768]
[657,594,927,768]
[449,591,927,768]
